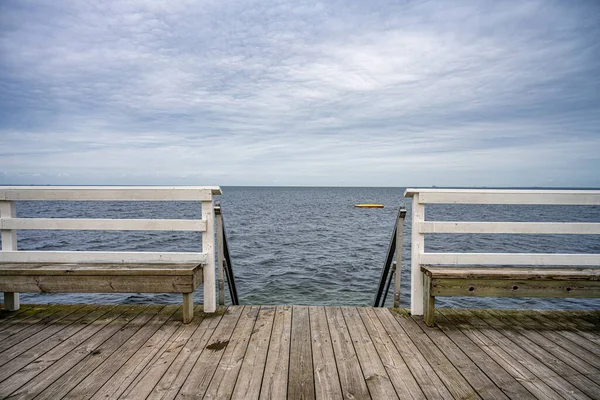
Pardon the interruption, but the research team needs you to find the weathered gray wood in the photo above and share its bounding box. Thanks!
[409,313,511,400]
[358,307,425,399]
[423,274,435,327]
[432,311,537,400]
[144,307,227,400]
[422,266,600,280]
[459,309,591,400]
[288,305,315,400]
[0,304,95,366]
[63,306,178,399]
[486,309,600,371]
[373,307,454,399]
[232,306,276,400]
[0,274,199,294]
[474,309,600,399]
[0,304,65,343]
[391,309,482,400]
[260,305,292,400]
[175,306,244,399]
[308,306,342,400]
[325,307,370,400]
[182,293,194,323]
[342,307,399,399]
[120,307,211,400]
[204,306,260,399]
[3,305,148,399]
[0,263,202,276]
[87,307,184,400]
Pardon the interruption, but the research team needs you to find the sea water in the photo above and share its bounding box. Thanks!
[2,186,599,309]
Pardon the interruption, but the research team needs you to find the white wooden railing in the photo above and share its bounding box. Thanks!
[404,188,600,315]
[0,186,221,312]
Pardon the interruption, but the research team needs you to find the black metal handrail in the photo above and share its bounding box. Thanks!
[215,205,239,305]
[373,207,406,307]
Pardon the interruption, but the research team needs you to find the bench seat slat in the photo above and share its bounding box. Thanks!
[0,274,202,293]
[0,263,202,276]
[421,266,600,280]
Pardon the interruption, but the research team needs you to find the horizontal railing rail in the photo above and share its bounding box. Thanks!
[404,188,600,315]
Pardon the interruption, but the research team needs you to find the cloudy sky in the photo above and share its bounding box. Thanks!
[1,0,599,187]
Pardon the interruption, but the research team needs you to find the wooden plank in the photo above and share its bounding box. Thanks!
[144,307,227,400]
[0,274,198,293]
[438,309,565,400]
[0,263,201,276]
[409,313,513,400]
[175,306,245,399]
[0,305,96,366]
[31,305,163,400]
[325,307,370,400]
[411,193,425,315]
[404,188,600,205]
[422,266,600,280]
[358,308,425,399]
[308,306,342,400]
[372,308,454,399]
[63,305,178,399]
[232,306,276,400]
[260,305,292,400]
[456,309,591,400]
[0,306,45,333]
[117,307,208,400]
[475,309,600,398]
[88,307,185,400]
[390,309,482,400]
[423,274,435,326]
[0,305,146,399]
[342,307,399,399]
[0,186,221,201]
[0,304,65,343]
[0,306,116,386]
[288,305,316,400]
[0,218,206,231]
[419,221,600,235]
[430,278,600,298]
[421,252,600,266]
[204,306,260,399]
[487,310,600,370]
[431,312,537,399]
[0,251,207,264]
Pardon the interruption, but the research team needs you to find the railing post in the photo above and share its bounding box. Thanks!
[393,209,406,308]
[202,200,216,312]
[411,194,424,315]
[1,201,19,310]
[215,206,225,306]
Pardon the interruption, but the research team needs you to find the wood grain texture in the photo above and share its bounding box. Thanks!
[288,305,315,400]
[1,305,599,400]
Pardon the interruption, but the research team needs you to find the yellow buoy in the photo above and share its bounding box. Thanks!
[354,204,384,208]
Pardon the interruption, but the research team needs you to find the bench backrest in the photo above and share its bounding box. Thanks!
[0,186,221,265]
[404,188,600,315]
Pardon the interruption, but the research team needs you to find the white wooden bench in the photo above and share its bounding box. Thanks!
[404,188,600,326]
[0,186,221,323]
[421,266,600,326]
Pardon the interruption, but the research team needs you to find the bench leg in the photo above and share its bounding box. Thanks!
[3,292,20,311]
[183,293,194,324]
[423,275,435,327]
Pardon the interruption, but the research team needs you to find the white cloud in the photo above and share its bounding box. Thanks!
[0,0,599,187]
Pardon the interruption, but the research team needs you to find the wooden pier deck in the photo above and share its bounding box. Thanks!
[0,304,599,399]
